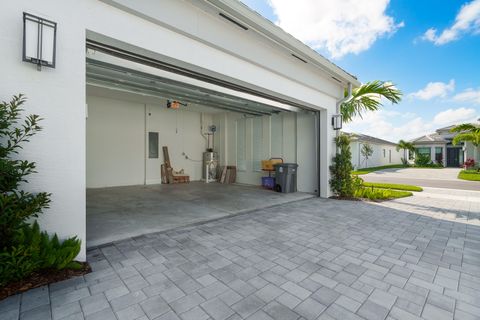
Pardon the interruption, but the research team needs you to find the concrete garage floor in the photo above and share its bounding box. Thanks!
[87,182,315,247]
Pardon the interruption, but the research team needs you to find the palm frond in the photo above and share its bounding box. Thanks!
[341,80,402,123]
[452,132,480,146]
[450,123,480,133]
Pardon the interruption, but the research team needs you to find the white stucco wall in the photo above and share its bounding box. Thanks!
[351,141,402,169]
[0,0,343,259]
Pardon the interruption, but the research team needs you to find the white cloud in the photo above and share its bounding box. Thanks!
[409,80,455,100]
[433,107,477,126]
[343,107,479,142]
[268,0,403,58]
[422,0,480,45]
[453,88,480,104]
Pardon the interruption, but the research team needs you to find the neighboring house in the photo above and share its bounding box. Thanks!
[1,0,360,260]
[346,133,402,169]
[411,124,480,167]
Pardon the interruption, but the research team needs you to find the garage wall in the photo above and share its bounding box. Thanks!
[86,94,213,187]
[213,111,317,193]
[86,96,145,188]
[145,103,213,184]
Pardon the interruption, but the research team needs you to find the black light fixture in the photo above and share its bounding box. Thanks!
[23,12,57,71]
[332,114,343,130]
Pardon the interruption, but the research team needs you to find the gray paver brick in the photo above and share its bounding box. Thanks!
[255,284,284,302]
[294,298,326,320]
[280,282,311,300]
[422,303,454,320]
[110,291,147,311]
[80,294,109,316]
[276,292,302,309]
[201,297,235,320]
[232,295,265,318]
[20,304,52,320]
[140,295,171,319]
[263,301,300,320]
[170,292,205,314]
[357,300,390,320]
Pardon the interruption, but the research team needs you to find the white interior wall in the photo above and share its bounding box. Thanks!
[86,93,213,188]
[86,96,145,188]
[145,104,213,184]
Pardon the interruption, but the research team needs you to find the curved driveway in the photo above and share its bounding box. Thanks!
[361,168,480,191]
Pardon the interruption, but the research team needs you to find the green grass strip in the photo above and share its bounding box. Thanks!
[458,170,480,181]
[362,182,423,192]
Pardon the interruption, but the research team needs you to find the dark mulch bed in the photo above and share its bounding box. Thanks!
[0,262,91,300]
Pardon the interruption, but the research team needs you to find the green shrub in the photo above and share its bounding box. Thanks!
[414,154,432,166]
[0,95,81,287]
[330,134,359,197]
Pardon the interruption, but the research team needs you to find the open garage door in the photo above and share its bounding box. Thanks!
[86,41,320,246]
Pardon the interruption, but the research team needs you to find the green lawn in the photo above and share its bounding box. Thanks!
[458,170,480,181]
[362,182,423,192]
[352,164,409,175]
[354,187,413,201]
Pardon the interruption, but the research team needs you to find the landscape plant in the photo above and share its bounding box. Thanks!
[451,123,480,164]
[414,153,432,167]
[330,134,360,198]
[360,143,374,168]
[0,95,81,287]
[396,140,415,165]
[340,80,402,122]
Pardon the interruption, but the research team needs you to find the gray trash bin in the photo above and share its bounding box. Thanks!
[274,163,298,193]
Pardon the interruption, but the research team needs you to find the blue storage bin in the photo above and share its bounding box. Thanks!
[261,177,275,189]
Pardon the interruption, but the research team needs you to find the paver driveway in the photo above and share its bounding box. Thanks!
[2,195,480,320]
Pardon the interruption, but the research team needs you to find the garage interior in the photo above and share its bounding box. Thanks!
[86,44,319,247]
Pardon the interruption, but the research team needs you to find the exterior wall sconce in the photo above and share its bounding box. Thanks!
[23,12,57,71]
[332,114,343,130]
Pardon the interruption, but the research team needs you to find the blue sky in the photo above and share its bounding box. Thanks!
[241,0,480,142]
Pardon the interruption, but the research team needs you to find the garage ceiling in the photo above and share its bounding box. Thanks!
[87,58,290,116]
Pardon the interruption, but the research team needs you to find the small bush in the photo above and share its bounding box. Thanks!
[464,158,475,169]
[330,134,358,197]
[414,154,432,166]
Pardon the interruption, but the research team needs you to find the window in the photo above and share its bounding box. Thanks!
[236,119,247,171]
[383,149,386,158]
[148,132,159,158]
[252,117,263,171]
[435,147,443,164]
[416,147,431,159]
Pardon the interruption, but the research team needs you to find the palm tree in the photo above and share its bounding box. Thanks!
[396,140,415,164]
[341,81,402,123]
[451,123,480,164]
